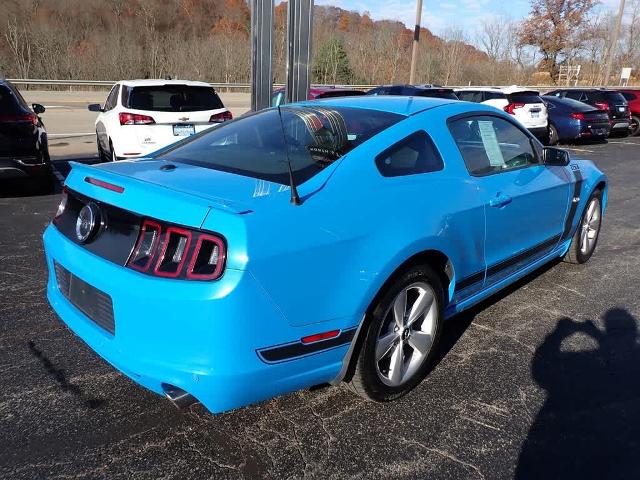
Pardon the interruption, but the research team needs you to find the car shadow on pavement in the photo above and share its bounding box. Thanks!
[515,307,640,480]
[432,259,561,370]
[27,340,106,409]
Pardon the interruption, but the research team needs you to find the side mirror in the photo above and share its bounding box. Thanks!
[88,103,103,112]
[32,103,45,114]
[543,147,570,166]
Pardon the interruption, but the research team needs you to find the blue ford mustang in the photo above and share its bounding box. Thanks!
[43,97,607,413]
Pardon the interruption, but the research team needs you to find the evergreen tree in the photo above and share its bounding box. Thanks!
[313,37,352,84]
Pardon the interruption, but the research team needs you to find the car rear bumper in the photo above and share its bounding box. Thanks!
[113,124,217,159]
[610,119,630,130]
[528,126,548,139]
[43,225,352,413]
[0,156,50,179]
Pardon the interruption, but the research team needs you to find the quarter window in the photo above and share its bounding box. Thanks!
[375,131,443,177]
[448,115,538,176]
[104,85,120,111]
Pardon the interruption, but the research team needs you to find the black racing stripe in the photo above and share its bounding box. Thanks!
[486,234,561,279]
[257,328,357,363]
[562,169,584,240]
[455,270,485,293]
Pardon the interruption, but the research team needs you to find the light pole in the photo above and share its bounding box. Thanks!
[603,0,625,86]
[409,0,424,85]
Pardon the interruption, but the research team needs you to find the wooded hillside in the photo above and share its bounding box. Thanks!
[0,0,524,85]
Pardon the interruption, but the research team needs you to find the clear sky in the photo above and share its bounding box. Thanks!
[314,0,621,37]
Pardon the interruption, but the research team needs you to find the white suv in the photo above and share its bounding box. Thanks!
[88,79,232,161]
[455,86,549,143]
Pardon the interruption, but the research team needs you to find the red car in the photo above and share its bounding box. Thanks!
[617,89,640,136]
[271,86,364,106]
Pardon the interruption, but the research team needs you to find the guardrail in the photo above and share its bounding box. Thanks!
[6,79,379,91]
[6,79,627,91]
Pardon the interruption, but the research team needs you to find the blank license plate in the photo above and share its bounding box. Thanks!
[173,124,195,136]
[531,111,540,118]
[618,106,626,112]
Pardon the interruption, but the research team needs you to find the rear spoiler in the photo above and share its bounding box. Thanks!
[66,161,253,216]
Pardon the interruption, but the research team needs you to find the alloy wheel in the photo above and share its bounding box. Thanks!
[375,282,437,387]
[580,197,601,255]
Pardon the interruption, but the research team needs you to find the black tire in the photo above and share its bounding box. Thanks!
[564,189,603,264]
[109,140,117,162]
[97,135,108,162]
[630,115,640,137]
[548,124,559,146]
[347,264,444,402]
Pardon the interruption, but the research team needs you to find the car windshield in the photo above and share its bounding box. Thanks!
[158,106,404,184]
[599,91,627,104]
[508,92,542,104]
[0,85,24,114]
[546,97,596,111]
[124,85,224,112]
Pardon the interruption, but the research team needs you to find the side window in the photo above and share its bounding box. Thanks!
[448,115,538,176]
[375,131,443,177]
[483,91,504,101]
[104,85,120,111]
[458,91,482,102]
[564,91,580,100]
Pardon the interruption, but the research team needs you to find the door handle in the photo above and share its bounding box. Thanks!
[489,194,512,208]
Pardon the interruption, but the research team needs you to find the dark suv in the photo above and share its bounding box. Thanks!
[546,88,631,137]
[0,80,52,190]
[366,84,459,99]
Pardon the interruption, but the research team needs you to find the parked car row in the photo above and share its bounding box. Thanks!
[1,78,638,194]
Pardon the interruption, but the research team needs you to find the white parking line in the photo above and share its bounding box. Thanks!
[48,133,94,138]
[606,141,640,145]
[567,148,594,153]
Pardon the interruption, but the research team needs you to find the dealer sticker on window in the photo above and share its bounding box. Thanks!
[478,121,505,167]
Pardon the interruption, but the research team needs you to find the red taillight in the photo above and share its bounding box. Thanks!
[301,330,341,344]
[0,113,38,125]
[570,112,586,120]
[186,234,227,280]
[594,102,609,111]
[119,112,155,125]
[128,220,162,272]
[126,219,226,281]
[504,103,525,115]
[85,176,125,193]
[209,111,233,123]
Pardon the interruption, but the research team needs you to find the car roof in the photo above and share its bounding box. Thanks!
[293,95,456,116]
[272,86,364,94]
[455,85,539,94]
[373,84,453,91]
[119,79,213,88]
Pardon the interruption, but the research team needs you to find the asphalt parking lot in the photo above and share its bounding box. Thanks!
[1,138,639,479]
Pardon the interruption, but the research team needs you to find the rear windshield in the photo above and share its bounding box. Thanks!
[123,85,224,112]
[158,106,403,184]
[507,92,542,104]
[415,89,458,100]
[316,90,364,99]
[545,96,596,112]
[597,91,627,104]
[0,85,26,114]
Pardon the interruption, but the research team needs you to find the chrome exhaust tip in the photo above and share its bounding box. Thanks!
[162,383,198,409]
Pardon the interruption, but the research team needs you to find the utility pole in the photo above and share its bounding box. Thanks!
[409,0,423,85]
[603,0,625,86]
